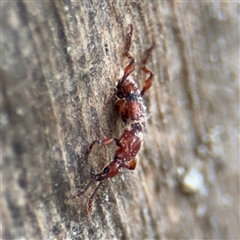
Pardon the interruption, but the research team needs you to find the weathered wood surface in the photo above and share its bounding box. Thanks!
[2,1,239,239]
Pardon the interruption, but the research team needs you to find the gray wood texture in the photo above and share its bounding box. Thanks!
[2,1,239,239]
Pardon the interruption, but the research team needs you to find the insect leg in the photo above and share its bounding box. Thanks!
[140,66,153,96]
[140,42,154,96]
[141,42,155,66]
[87,138,119,155]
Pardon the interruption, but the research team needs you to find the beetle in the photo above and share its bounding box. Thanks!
[71,24,153,212]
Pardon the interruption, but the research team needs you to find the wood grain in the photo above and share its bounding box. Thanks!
[2,1,239,239]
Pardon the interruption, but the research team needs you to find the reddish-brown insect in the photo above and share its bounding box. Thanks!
[71,24,153,212]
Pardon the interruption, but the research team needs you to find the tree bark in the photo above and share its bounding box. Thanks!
[2,1,239,239]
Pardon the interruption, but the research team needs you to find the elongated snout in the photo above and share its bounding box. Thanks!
[95,161,120,181]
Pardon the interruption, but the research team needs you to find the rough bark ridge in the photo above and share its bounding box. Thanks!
[2,1,239,239]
